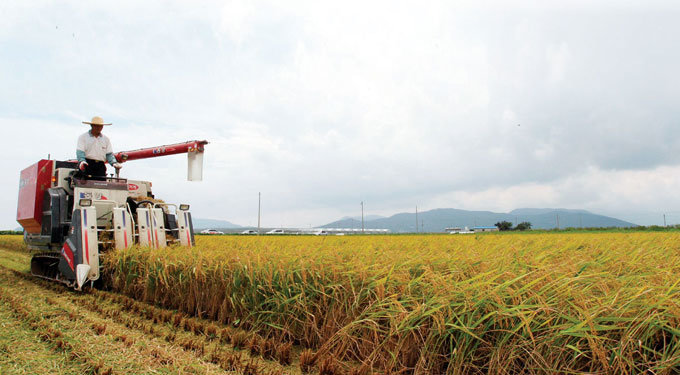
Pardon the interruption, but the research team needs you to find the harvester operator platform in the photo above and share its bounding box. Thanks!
[76,116,123,178]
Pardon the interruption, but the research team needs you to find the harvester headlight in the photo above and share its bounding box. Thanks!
[79,199,92,207]
[179,204,190,211]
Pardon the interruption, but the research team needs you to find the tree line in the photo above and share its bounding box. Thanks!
[494,221,532,231]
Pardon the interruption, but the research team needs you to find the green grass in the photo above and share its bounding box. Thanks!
[0,267,237,375]
[0,248,30,273]
[0,300,88,375]
[0,240,305,375]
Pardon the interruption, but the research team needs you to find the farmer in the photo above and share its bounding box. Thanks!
[76,116,122,178]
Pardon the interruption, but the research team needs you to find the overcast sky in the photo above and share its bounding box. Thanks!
[2,0,680,229]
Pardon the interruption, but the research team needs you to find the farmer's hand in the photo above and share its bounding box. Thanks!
[79,161,88,171]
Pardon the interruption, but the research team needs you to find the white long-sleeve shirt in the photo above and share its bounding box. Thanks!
[77,131,114,163]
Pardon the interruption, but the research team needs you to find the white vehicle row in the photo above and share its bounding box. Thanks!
[200,229,224,234]
[200,228,386,235]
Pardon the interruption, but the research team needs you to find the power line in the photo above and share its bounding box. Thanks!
[257,192,261,235]
[361,201,365,233]
[415,206,418,234]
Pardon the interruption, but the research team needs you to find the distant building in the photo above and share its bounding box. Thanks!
[471,226,499,232]
[445,227,474,234]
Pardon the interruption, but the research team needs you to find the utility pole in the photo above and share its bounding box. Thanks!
[556,214,560,230]
[361,201,365,233]
[415,206,418,233]
[579,213,582,228]
[257,192,261,235]
[421,219,424,233]
[664,214,667,227]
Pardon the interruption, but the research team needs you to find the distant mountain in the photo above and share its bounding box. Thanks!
[509,208,590,216]
[320,208,636,233]
[340,215,386,221]
[193,218,242,229]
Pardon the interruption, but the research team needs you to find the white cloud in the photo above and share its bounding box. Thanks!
[217,0,255,46]
[426,165,680,226]
[546,42,571,84]
[1,1,680,229]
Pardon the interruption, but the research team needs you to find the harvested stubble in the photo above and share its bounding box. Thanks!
[0,235,27,252]
[102,233,680,373]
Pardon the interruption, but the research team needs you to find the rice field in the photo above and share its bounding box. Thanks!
[1,232,680,374]
[103,232,680,374]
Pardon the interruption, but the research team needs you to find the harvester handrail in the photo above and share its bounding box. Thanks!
[89,200,121,223]
[150,202,181,217]
[87,200,124,208]
[125,202,137,238]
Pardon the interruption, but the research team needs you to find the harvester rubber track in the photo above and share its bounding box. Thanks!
[30,252,73,287]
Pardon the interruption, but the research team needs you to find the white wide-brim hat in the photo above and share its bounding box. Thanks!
[82,116,112,126]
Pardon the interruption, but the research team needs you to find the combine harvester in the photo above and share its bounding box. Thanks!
[16,140,208,290]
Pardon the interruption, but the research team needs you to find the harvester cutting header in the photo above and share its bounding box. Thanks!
[16,118,208,290]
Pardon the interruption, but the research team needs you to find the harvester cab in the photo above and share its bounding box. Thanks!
[16,140,208,290]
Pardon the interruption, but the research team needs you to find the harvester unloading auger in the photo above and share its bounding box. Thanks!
[16,140,208,290]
